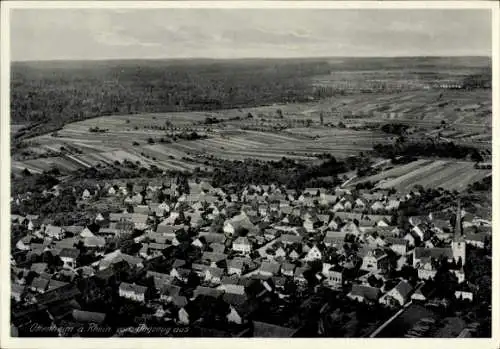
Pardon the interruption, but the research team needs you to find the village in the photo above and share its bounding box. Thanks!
[10,176,491,337]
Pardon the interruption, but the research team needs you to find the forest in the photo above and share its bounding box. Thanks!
[11,59,332,140]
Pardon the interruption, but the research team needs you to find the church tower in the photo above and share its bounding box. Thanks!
[451,199,466,266]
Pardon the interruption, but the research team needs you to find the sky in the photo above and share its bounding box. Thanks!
[10,9,492,61]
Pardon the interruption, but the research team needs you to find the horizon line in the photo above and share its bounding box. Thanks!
[11,54,492,64]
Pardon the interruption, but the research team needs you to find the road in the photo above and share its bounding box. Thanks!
[369,301,413,338]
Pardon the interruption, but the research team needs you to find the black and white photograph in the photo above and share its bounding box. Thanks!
[1,1,497,345]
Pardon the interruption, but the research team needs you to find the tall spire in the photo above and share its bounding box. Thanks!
[454,198,463,238]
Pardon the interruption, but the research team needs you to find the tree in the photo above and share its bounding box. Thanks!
[276,109,283,119]
[210,215,225,234]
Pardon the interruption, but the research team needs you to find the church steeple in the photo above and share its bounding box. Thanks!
[452,198,466,266]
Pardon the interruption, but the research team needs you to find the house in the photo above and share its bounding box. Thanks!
[146,271,174,290]
[412,224,431,242]
[223,212,258,236]
[371,201,385,212]
[347,285,381,303]
[360,249,389,272]
[354,198,367,211]
[83,236,106,249]
[251,321,298,337]
[118,282,147,302]
[79,227,95,239]
[289,249,300,261]
[411,283,435,302]
[294,267,308,284]
[210,242,226,254]
[320,194,337,206]
[11,284,25,302]
[259,261,280,277]
[332,202,344,212]
[464,230,489,249]
[72,310,106,324]
[191,238,205,249]
[281,262,296,277]
[403,232,416,247]
[82,189,91,200]
[281,234,302,245]
[386,199,401,211]
[341,221,361,236]
[412,247,454,268]
[45,225,65,240]
[30,277,50,293]
[160,285,182,303]
[201,252,227,267]
[219,276,245,295]
[226,301,253,325]
[324,265,344,289]
[455,290,473,301]
[303,245,322,262]
[228,258,245,276]
[59,248,80,269]
[205,267,224,284]
[323,231,346,247]
[178,303,201,325]
[232,236,252,254]
[97,250,144,270]
[417,260,437,280]
[385,237,409,255]
[379,280,413,307]
[193,286,224,299]
[274,246,287,259]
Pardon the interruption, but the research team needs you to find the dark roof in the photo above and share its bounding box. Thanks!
[222,293,247,306]
[202,252,227,263]
[281,262,296,273]
[385,237,408,246]
[207,267,224,278]
[252,321,298,337]
[30,277,49,291]
[47,279,69,291]
[349,285,381,301]
[119,282,147,294]
[414,247,453,259]
[172,259,186,268]
[30,262,48,274]
[260,261,280,274]
[171,295,188,308]
[221,275,241,285]
[160,284,181,297]
[12,283,25,295]
[72,310,106,324]
[393,280,413,298]
[228,258,244,270]
[194,286,224,299]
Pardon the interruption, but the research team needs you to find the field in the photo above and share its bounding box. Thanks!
[10,56,492,188]
[13,110,397,175]
[351,159,491,192]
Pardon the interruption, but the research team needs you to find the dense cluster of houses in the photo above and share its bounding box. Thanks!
[10,179,491,336]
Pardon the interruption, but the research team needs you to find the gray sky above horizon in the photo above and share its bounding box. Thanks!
[10,9,492,61]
